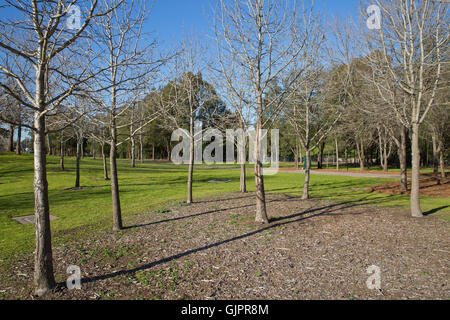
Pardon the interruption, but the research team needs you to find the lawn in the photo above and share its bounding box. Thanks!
[0,153,448,268]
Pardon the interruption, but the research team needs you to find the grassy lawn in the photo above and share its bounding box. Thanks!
[1,153,448,268]
[200,160,437,172]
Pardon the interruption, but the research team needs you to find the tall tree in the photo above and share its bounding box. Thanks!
[0,0,117,296]
[362,0,448,217]
[90,0,163,230]
[215,0,308,223]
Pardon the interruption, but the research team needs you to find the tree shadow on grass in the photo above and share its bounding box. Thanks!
[424,206,450,216]
[194,194,255,204]
[123,195,299,230]
[77,199,365,287]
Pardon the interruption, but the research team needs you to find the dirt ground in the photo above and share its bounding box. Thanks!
[1,192,448,300]
[371,174,450,198]
[279,168,408,176]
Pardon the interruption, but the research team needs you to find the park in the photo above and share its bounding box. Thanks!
[0,0,448,301]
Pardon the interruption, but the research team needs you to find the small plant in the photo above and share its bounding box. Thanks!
[154,209,171,214]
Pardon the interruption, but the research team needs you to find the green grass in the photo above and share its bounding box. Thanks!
[200,160,437,172]
[0,153,448,267]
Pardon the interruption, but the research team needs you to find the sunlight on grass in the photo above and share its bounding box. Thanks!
[0,154,448,266]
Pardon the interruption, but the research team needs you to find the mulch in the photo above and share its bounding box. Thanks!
[370,175,450,198]
[1,192,448,300]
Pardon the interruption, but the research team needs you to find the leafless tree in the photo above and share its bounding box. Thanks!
[214,0,309,223]
[361,0,448,217]
[89,0,163,230]
[0,0,121,296]
[157,35,222,204]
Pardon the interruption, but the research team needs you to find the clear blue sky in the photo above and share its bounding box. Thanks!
[146,0,360,45]
[0,0,361,49]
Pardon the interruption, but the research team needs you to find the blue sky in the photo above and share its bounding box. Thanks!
[0,0,362,49]
[146,0,360,45]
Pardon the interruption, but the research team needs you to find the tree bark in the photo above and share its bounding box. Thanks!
[92,139,96,160]
[439,149,446,179]
[187,116,194,204]
[110,116,123,231]
[75,136,81,188]
[317,142,325,169]
[80,137,84,159]
[335,138,339,170]
[254,119,268,224]
[432,133,439,175]
[167,141,171,162]
[16,124,21,155]
[59,132,64,171]
[130,137,136,168]
[410,123,423,217]
[46,134,52,155]
[33,114,56,297]
[294,145,299,170]
[240,163,247,193]
[302,148,311,200]
[102,142,109,180]
[399,126,408,192]
[139,131,144,163]
[8,124,15,152]
[356,139,365,171]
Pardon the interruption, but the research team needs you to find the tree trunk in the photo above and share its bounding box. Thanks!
[9,124,15,152]
[75,137,81,188]
[16,124,22,155]
[102,142,109,180]
[432,134,439,175]
[399,127,408,192]
[378,131,384,169]
[130,136,136,168]
[302,148,311,200]
[110,119,123,231]
[152,144,155,161]
[80,138,84,159]
[317,142,325,169]
[294,145,299,170]
[92,139,96,160]
[187,120,194,204]
[46,134,52,155]
[439,149,446,179]
[410,123,423,217]
[167,141,171,162]
[383,144,388,172]
[240,163,247,193]
[60,132,65,171]
[254,120,268,224]
[335,138,339,170]
[356,139,365,171]
[33,114,56,297]
[139,132,144,164]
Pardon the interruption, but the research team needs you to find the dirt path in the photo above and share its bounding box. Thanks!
[163,162,412,179]
[1,192,448,300]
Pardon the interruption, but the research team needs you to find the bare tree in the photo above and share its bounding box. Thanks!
[285,38,342,199]
[361,0,448,217]
[214,0,308,223]
[158,35,223,203]
[0,0,120,296]
[89,0,163,230]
